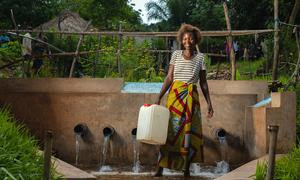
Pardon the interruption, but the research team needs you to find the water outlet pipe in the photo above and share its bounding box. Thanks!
[215,128,227,139]
[131,128,137,139]
[74,123,88,137]
[103,126,115,137]
[266,125,279,180]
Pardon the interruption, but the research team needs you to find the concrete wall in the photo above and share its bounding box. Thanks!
[245,92,296,159]
[0,78,282,168]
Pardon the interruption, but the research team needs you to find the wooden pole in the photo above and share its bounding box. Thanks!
[7,32,64,53]
[69,20,92,77]
[284,28,300,90]
[1,29,276,37]
[272,0,280,81]
[117,23,122,75]
[293,29,300,80]
[165,37,170,66]
[10,9,18,30]
[94,35,101,77]
[43,131,53,180]
[223,2,236,80]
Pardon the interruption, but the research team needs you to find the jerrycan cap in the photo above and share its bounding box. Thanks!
[144,104,152,107]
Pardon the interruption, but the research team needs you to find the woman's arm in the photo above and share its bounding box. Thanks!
[199,70,214,118]
[156,65,174,104]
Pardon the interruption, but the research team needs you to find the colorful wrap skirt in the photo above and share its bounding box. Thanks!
[158,80,203,171]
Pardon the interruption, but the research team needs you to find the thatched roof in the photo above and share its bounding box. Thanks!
[35,10,93,32]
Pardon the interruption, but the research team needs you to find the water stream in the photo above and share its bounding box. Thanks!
[216,136,230,174]
[99,136,112,172]
[218,136,229,162]
[132,137,143,173]
[75,134,81,166]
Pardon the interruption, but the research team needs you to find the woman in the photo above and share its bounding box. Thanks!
[155,24,214,177]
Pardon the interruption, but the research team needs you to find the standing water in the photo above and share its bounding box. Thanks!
[99,136,112,172]
[75,134,81,166]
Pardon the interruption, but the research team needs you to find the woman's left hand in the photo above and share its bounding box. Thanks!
[207,104,214,118]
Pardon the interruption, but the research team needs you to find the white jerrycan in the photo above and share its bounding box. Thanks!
[136,104,170,145]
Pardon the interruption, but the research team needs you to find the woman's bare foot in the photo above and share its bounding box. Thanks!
[154,166,163,177]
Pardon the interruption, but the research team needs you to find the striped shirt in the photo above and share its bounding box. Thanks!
[170,50,206,83]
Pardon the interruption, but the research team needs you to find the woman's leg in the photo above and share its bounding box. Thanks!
[154,166,163,177]
[183,160,190,177]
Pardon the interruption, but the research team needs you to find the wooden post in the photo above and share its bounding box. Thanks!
[10,9,18,30]
[165,37,170,66]
[223,2,236,80]
[94,35,101,78]
[69,20,92,77]
[272,0,280,81]
[43,131,53,180]
[117,23,122,75]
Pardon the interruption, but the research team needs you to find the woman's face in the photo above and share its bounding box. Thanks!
[182,32,195,50]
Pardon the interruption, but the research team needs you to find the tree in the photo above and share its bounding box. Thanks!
[0,0,60,28]
[146,0,225,31]
[288,0,300,25]
[189,0,225,30]
[59,0,143,30]
[146,0,169,22]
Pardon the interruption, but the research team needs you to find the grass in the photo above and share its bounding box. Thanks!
[0,107,61,179]
[254,145,300,180]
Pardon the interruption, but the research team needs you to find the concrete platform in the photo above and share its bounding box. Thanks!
[53,157,96,179]
[215,154,284,180]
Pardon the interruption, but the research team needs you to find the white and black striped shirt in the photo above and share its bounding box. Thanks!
[170,50,206,83]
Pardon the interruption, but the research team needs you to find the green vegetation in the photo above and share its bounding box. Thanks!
[0,41,23,77]
[254,145,300,180]
[0,107,61,179]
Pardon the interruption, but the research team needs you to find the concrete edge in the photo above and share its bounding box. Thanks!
[215,154,285,180]
[53,157,96,179]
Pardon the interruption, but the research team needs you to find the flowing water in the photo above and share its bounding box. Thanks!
[218,136,229,162]
[75,134,81,166]
[99,136,112,172]
[132,136,143,173]
[216,136,230,173]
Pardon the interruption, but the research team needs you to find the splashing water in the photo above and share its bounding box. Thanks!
[75,134,81,166]
[214,161,229,174]
[99,165,113,172]
[189,162,229,178]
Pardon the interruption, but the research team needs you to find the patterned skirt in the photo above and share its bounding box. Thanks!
[158,80,203,171]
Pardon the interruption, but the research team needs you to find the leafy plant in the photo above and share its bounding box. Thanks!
[254,145,300,180]
[254,161,267,180]
[0,107,61,179]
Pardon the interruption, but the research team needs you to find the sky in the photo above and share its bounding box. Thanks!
[129,0,158,24]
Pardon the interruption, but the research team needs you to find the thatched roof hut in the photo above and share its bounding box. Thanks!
[35,10,93,32]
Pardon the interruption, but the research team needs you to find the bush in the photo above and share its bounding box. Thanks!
[0,107,61,179]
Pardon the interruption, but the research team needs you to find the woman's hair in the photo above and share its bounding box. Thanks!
[177,24,201,46]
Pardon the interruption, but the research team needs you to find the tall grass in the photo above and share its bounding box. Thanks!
[254,145,300,180]
[0,107,60,179]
